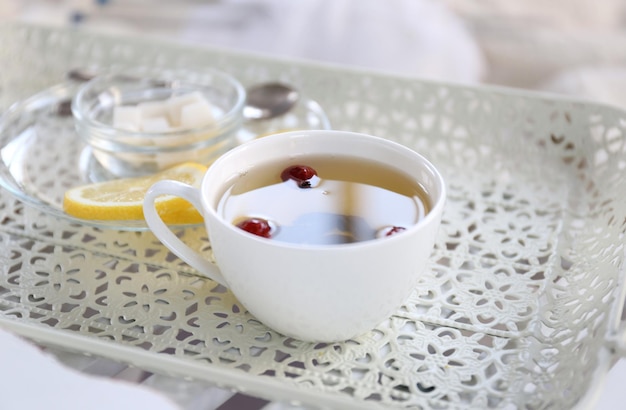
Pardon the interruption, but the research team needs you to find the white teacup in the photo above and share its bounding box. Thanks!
[143,130,446,342]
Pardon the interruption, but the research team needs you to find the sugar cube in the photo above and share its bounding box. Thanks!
[113,105,140,131]
[166,91,205,126]
[137,100,168,119]
[141,116,170,132]
[180,99,216,129]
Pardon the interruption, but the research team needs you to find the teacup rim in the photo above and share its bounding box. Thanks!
[202,130,447,250]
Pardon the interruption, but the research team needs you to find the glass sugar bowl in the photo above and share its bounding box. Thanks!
[72,67,246,178]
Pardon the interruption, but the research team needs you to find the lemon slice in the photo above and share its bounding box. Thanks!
[63,162,207,223]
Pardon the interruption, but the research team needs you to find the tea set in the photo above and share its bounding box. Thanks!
[9,66,447,342]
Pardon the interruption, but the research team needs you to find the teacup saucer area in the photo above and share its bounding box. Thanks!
[0,82,177,230]
[0,69,330,230]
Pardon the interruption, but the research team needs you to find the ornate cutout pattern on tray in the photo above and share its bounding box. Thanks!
[0,24,625,409]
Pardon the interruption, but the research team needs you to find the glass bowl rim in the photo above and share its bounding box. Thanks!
[71,67,247,140]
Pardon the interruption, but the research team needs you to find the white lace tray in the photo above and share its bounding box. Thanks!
[0,23,625,409]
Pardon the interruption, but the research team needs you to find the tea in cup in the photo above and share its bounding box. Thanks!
[143,130,446,342]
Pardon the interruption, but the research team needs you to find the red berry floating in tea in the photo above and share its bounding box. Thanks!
[281,165,318,188]
[386,226,407,236]
[236,217,272,238]
[376,225,407,238]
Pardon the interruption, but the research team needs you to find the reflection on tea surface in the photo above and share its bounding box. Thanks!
[218,155,430,245]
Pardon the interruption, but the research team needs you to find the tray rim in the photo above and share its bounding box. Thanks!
[0,317,383,410]
[0,310,617,410]
[3,21,626,116]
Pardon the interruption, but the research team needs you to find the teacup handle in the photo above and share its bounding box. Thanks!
[143,180,227,286]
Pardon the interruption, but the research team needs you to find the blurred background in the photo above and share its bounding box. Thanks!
[1,0,626,110]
